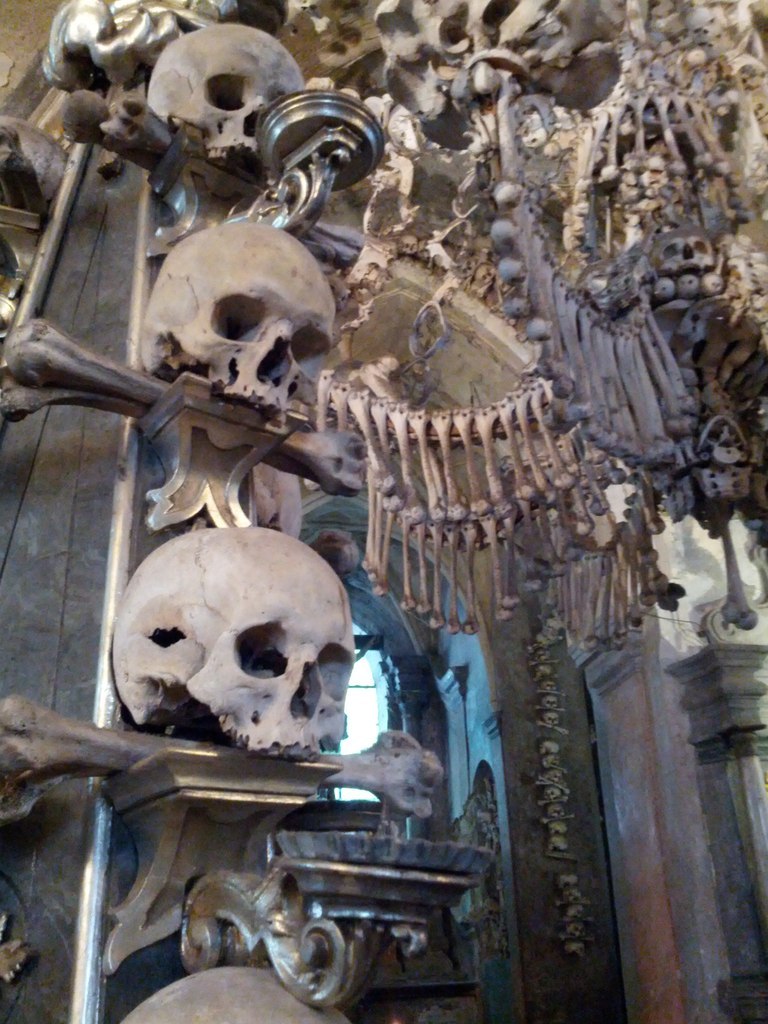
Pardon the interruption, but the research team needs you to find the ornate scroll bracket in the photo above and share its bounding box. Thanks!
[182,831,489,1009]
[140,373,299,530]
[102,748,335,975]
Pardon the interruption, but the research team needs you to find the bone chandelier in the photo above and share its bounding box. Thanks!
[339,0,768,646]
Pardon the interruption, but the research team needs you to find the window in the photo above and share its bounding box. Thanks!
[336,644,385,801]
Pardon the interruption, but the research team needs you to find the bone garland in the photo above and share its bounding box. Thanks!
[320,374,627,625]
[44,0,181,91]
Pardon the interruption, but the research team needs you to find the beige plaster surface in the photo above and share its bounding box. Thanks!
[0,0,60,109]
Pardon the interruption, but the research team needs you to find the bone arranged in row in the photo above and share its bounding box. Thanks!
[317,374,612,536]
[510,194,695,466]
[552,487,675,650]
[362,485,622,636]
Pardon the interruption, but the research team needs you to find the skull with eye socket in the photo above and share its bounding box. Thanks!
[140,222,337,416]
[147,22,303,160]
[112,527,355,754]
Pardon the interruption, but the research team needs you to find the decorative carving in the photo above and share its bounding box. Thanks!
[181,830,490,1008]
[44,0,182,91]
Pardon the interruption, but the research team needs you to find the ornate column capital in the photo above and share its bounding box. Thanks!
[667,644,768,746]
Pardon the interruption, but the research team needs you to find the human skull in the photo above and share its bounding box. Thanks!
[147,22,303,156]
[141,222,336,414]
[652,227,715,279]
[112,528,354,753]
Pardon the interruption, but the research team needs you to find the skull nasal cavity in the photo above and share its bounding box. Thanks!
[237,623,287,677]
[257,337,291,386]
[205,74,246,111]
[212,295,266,341]
[290,662,321,720]
[149,626,186,647]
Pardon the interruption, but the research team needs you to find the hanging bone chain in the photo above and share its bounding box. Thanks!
[317,372,675,642]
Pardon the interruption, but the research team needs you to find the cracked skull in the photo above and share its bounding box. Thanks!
[147,22,303,156]
[140,222,336,413]
[112,527,354,753]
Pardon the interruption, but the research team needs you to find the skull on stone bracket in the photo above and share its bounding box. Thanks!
[147,22,303,157]
[140,222,337,414]
[112,528,355,753]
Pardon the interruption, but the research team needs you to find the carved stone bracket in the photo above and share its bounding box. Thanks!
[139,373,299,530]
[102,747,334,974]
[181,831,489,1009]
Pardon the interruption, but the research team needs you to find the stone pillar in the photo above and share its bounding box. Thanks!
[668,645,768,1020]
[582,637,688,1024]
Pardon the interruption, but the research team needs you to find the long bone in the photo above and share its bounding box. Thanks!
[474,405,511,515]
[348,389,395,497]
[529,385,576,491]
[371,398,405,512]
[497,395,535,500]
[429,522,446,629]
[388,401,425,524]
[552,279,593,424]
[453,408,492,517]
[718,512,759,630]
[363,469,379,580]
[410,408,444,521]
[326,381,349,433]
[515,388,553,501]
[400,521,416,611]
[480,514,511,620]
[581,311,632,453]
[316,369,334,432]
[618,328,674,464]
[378,510,396,596]
[415,521,430,615]
[0,697,444,824]
[636,320,690,436]
[445,525,462,635]
[645,311,696,417]
[6,319,366,498]
[461,521,479,634]
[433,410,468,521]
